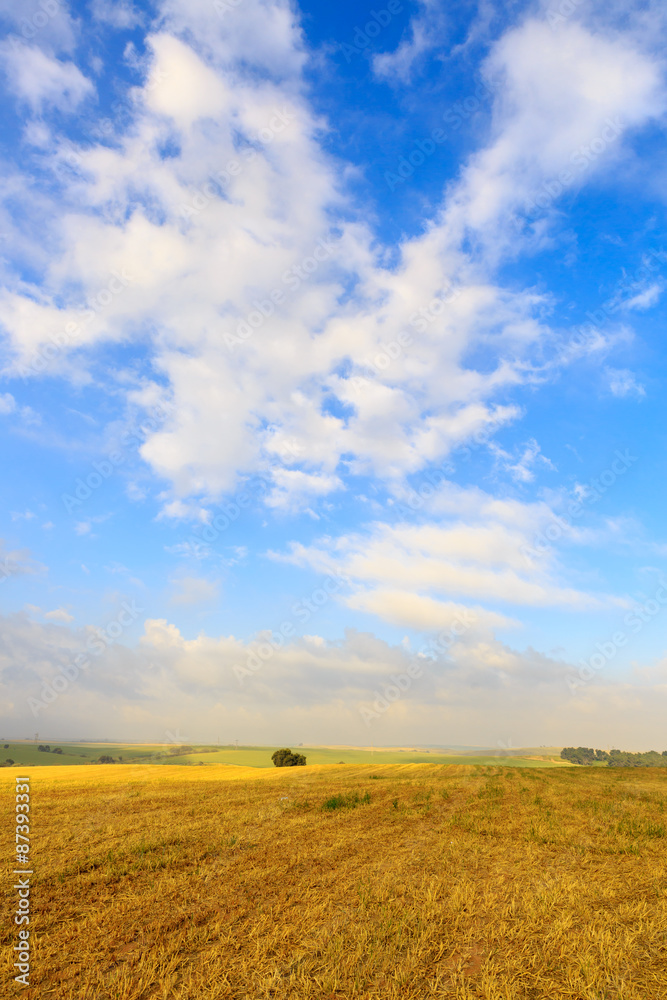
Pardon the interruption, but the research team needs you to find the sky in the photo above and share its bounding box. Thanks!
[0,0,666,750]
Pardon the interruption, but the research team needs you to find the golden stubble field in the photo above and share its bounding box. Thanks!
[2,762,666,999]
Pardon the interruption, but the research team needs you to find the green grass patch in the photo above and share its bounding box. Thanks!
[322,791,371,811]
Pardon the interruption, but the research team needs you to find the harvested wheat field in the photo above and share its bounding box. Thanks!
[2,762,666,999]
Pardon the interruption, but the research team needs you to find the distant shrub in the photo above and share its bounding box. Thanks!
[52,747,63,754]
[5,758,14,765]
[3,743,8,748]
[98,755,115,763]
[38,744,51,752]
[271,748,307,767]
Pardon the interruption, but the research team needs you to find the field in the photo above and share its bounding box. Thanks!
[0,743,187,767]
[0,742,570,769]
[2,763,666,999]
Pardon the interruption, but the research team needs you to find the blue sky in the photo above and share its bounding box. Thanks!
[1,0,667,748]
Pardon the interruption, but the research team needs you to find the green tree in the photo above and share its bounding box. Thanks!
[271,748,307,767]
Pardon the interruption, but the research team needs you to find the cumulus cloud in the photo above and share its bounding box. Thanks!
[274,476,629,617]
[2,609,667,749]
[345,588,519,632]
[44,607,75,623]
[0,41,94,111]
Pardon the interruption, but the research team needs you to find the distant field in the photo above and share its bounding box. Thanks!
[1,762,665,998]
[0,742,571,769]
[0,742,184,766]
[161,747,569,768]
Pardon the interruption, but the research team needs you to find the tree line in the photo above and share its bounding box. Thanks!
[561,747,667,767]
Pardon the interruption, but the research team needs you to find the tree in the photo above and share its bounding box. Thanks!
[52,747,63,754]
[98,755,115,763]
[5,758,14,765]
[560,747,608,765]
[271,748,307,767]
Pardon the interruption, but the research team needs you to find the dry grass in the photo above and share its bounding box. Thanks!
[2,762,666,999]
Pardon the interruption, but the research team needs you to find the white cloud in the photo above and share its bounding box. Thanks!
[0,541,43,580]
[144,33,232,128]
[169,575,220,605]
[44,608,74,623]
[373,0,447,83]
[266,468,343,510]
[606,367,646,398]
[0,392,15,414]
[346,588,519,632]
[11,509,35,521]
[490,437,556,483]
[447,17,665,250]
[0,0,78,54]
[621,283,663,310]
[91,0,143,29]
[0,41,94,111]
[276,479,626,614]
